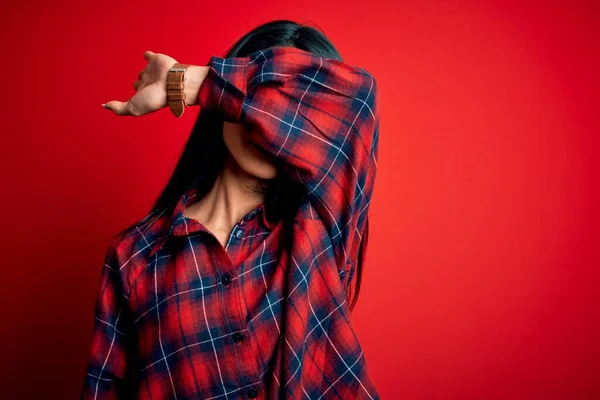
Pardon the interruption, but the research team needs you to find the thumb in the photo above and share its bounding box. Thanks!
[102,100,134,116]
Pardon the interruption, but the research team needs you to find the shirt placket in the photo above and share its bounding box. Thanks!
[209,214,265,399]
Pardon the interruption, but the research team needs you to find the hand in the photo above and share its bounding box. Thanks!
[102,50,177,116]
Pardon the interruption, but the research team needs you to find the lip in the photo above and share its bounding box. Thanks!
[252,142,269,155]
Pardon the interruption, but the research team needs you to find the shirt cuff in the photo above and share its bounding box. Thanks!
[197,55,249,122]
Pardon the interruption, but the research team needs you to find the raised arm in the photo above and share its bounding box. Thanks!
[80,242,132,399]
[197,46,380,267]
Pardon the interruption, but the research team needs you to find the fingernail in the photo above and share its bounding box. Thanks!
[101,103,107,108]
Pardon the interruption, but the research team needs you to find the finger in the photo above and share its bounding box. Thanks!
[133,80,142,90]
[103,100,132,116]
[143,50,155,61]
[138,68,145,79]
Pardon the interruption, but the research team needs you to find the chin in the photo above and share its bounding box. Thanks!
[224,144,277,180]
[223,122,278,180]
[238,158,278,180]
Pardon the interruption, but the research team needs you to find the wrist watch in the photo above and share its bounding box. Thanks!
[167,63,191,118]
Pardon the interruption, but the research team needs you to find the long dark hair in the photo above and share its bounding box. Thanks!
[115,19,369,311]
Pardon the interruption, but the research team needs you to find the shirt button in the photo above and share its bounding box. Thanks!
[221,273,231,286]
[247,386,259,398]
[235,228,244,239]
[232,332,244,343]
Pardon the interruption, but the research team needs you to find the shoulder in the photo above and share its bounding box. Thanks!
[104,217,166,295]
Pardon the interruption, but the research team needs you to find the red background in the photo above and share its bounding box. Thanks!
[1,1,598,399]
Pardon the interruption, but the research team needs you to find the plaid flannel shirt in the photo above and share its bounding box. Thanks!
[81,46,380,399]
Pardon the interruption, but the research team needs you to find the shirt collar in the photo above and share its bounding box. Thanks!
[147,180,274,258]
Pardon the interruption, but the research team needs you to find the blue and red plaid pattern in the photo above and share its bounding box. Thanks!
[81,46,380,399]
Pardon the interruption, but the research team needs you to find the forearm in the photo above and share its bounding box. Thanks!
[183,65,210,106]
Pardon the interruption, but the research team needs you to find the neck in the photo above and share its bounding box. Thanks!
[184,151,267,234]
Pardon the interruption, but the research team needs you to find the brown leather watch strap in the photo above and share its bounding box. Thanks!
[167,63,190,118]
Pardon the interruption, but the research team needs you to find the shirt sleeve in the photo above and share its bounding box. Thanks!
[198,46,380,266]
[80,241,132,399]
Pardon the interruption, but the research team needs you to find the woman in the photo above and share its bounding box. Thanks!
[81,19,380,399]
